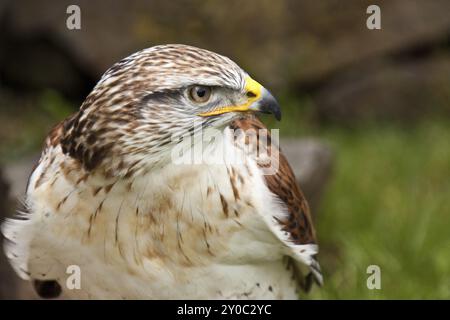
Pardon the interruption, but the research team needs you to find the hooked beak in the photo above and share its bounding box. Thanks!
[198,76,281,121]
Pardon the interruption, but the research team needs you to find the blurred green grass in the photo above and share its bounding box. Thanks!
[1,91,449,299]
[0,90,73,162]
[314,120,450,299]
[265,95,450,299]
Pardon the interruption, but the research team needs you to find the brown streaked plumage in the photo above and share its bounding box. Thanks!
[2,44,321,299]
[230,116,320,292]
[231,117,317,245]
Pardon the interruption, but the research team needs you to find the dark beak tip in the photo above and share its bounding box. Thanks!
[256,89,282,121]
[267,100,282,121]
[275,111,282,121]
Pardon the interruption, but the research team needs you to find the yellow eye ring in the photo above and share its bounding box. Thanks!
[188,86,212,103]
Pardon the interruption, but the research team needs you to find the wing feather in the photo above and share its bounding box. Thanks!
[230,116,322,291]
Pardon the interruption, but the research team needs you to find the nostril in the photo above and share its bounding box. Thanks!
[246,91,257,98]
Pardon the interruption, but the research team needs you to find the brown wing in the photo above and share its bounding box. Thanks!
[230,116,322,291]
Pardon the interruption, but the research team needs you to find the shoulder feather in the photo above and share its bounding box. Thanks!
[230,116,322,290]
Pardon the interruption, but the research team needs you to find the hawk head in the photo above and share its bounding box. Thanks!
[59,44,281,176]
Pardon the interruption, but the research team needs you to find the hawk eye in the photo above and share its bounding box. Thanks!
[188,86,211,103]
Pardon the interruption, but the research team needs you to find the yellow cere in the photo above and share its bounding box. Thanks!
[198,76,263,117]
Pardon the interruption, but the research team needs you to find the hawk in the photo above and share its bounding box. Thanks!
[2,44,322,299]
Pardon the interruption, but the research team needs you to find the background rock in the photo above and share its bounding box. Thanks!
[282,139,334,213]
[314,54,450,123]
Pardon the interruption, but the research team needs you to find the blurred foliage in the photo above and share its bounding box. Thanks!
[267,107,450,299]
[38,90,74,120]
[0,90,74,162]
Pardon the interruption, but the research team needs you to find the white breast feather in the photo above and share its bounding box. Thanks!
[1,127,316,299]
